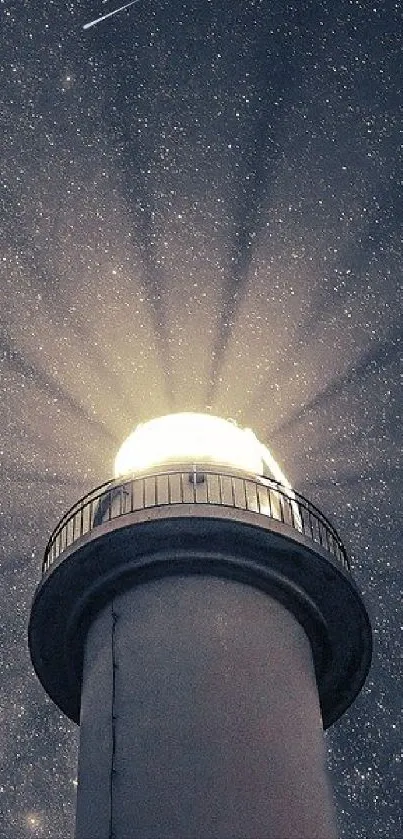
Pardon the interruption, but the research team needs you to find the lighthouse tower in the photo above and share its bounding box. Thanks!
[29,413,372,839]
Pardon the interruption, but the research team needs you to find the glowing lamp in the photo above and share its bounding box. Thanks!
[114,412,264,476]
[114,411,295,493]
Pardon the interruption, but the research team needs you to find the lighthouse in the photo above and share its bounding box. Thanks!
[29,413,372,839]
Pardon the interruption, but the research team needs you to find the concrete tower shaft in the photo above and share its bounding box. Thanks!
[76,576,336,839]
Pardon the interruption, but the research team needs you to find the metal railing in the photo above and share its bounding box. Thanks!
[42,469,350,575]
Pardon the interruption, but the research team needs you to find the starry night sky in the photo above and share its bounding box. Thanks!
[1,0,401,837]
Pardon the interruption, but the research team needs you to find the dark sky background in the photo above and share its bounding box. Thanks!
[1,0,401,836]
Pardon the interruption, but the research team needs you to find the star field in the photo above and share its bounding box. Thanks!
[0,0,401,837]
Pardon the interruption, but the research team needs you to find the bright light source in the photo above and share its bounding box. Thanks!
[114,412,290,485]
[114,412,302,531]
[114,413,263,477]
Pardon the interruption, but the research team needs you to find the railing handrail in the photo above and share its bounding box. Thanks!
[42,468,350,575]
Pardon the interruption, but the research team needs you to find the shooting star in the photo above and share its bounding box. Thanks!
[83,0,140,31]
